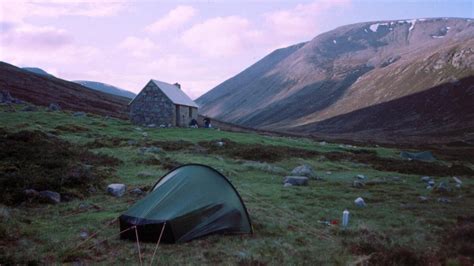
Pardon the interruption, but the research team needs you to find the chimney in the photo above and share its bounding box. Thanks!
[174,82,181,89]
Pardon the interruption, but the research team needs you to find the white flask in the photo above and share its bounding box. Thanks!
[342,209,350,228]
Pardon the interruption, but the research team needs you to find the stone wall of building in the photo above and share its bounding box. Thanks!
[176,105,198,127]
[129,83,176,126]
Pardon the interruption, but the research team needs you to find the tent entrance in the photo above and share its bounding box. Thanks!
[120,217,175,243]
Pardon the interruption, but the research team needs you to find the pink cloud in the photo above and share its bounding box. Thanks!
[118,36,159,58]
[0,24,72,50]
[146,5,197,34]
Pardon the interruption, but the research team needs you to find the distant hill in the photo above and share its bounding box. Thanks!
[0,62,129,118]
[197,17,474,143]
[22,67,53,77]
[73,80,136,99]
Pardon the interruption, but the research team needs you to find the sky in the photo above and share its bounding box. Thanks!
[0,0,472,99]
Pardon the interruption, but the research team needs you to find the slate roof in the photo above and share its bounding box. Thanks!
[130,79,198,108]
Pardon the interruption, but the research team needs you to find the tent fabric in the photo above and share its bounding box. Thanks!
[119,164,252,243]
[400,151,436,162]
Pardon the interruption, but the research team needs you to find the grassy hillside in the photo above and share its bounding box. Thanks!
[1,105,473,265]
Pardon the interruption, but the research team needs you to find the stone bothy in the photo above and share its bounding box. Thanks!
[129,79,198,127]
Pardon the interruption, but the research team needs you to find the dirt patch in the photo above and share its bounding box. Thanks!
[198,139,319,163]
[0,130,121,205]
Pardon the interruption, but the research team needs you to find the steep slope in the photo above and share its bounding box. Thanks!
[73,80,136,99]
[0,62,129,118]
[197,18,474,141]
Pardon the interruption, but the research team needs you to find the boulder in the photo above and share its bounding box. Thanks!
[107,184,126,197]
[39,190,61,204]
[283,176,308,186]
[354,197,366,207]
[291,164,315,179]
[48,103,61,111]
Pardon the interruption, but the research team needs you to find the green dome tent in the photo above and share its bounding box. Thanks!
[119,164,252,243]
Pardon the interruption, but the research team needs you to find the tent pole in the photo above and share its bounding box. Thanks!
[134,226,143,266]
[149,222,167,266]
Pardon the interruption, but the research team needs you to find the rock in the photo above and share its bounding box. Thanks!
[73,111,86,117]
[291,164,315,179]
[130,188,144,195]
[426,185,434,190]
[137,171,155,178]
[283,183,293,187]
[436,181,450,193]
[78,203,90,209]
[354,197,366,207]
[159,124,166,128]
[24,189,39,198]
[356,174,366,180]
[437,197,451,204]
[80,231,89,239]
[138,146,161,155]
[352,180,365,188]
[391,176,401,181]
[21,105,38,112]
[0,91,14,103]
[135,127,143,131]
[39,190,61,204]
[142,132,148,137]
[147,124,156,128]
[282,176,308,186]
[428,180,435,186]
[418,196,429,202]
[319,141,327,146]
[107,184,126,197]
[452,176,462,185]
[421,176,431,182]
[127,140,138,146]
[216,141,225,147]
[326,171,332,175]
[0,206,11,221]
[48,103,61,111]
[455,184,462,189]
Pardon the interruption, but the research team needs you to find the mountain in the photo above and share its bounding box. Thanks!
[22,67,53,76]
[0,62,129,118]
[197,18,474,143]
[73,80,136,99]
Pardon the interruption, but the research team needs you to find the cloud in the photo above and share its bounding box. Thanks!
[181,16,262,57]
[264,0,352,46]
[146,5,196,34]
[0,23,73,50]
[0,0,129,23]
[118,36,159,58]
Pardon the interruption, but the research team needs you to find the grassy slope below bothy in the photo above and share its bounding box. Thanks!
[0,105,473,265]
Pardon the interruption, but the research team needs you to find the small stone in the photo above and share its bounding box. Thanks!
[216,141,225,147]
[354,197,366,207]
[326,171,332,175]
[80,231,89,239]
[421,176,431,182]
[24,189,39,198]
[437,197,451,204]
[48,103,61,111]
[142,132,148,137]
[452,176,462,185]
[135,127,143,131]
[428,180,435,186]
[147,124,156,128]
[127,140,137,146]
[319,141,327,146]
[418,196,429,202]
[21,105,38,112]
[0,206,11,221]
[436,181,450,193]
[283,176,308,186]
[39,190,61,204]
[455,184,461,189]
[283,183,293,187]
[78,203,90,209]
[291,164,316,179]
[107,184,126,197]
[73,111,86,117]
[426,185,434,190]
[352,180,365,188]
[130,188,144,195]
[356,174,366,180]
[391,176,401,181]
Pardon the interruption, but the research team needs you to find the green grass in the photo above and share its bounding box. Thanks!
[1,106,473,265]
